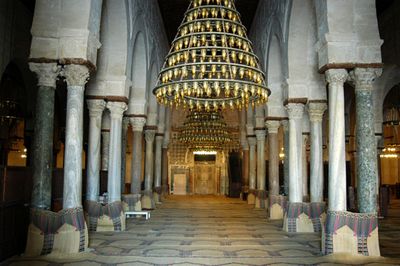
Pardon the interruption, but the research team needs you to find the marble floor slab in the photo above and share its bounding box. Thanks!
[4,195,400,265]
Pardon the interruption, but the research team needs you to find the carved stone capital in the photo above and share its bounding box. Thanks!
[101,110,111,130]
[280,120,289,131]
[241,143,249,150]
[107,101,127,119]
[29,63,61,88]
[156,135,164,143]
[130,117,146,132]
[246,124,254,135]
[265,120,280,134]
[62,64,90,87]
[122,116,130,129]
[247,136,257,147]
[87,99,106,118]
[308,102,327,123]
[145,130,156,143]
[286,103,304,120]
[349,68,382,91]
[325,69,348,85]
[255,130,266,141]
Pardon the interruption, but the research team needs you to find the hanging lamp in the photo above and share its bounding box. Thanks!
[178,110,231,150]
[153,0,269,111]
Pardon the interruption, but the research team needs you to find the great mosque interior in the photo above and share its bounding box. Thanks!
[0,0,400,265]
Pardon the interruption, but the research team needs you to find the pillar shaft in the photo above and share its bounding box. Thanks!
[266,121,280,196]
[121,117,129,194]
[309,102,327,203]
[248,137,257,190]
[281,120,289,196]
[154,135,163,189]
[62,65,89,209]
[161,146,169,193]
[286,103,304,203]
[144,130,156,192]
[326,69,348,211]
[302,134,309,199]
[101,131,110,171]
[256,130,266,191]
[129,117,146,194]
[107,102,127,203]
[242,148,249,189]
[86,99,106,202]
[29,63,60,209]
[351,68,381,213]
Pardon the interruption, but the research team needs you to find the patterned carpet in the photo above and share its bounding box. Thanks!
[4,195,400,265]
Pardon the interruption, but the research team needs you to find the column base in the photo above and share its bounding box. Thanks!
[141,191,156,210]
[255,190,267,209]
[25,207,88,256]
[84,201,126,232]
[267,195,287,220]
[283,202,326,233]
[153,187,162,204]
[247,189,256,205]
[240,186,249,201]
[122,194,142,211]
[322,211,380,256]
[161,185,169,196]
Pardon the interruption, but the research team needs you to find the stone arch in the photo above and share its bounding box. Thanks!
[265,32,285,117]
[287,0,324,99]
[86,0,129,97]
[146,60,160,126]
[0,62,28,166]
[127,30,148,115]
[373,65,400,132]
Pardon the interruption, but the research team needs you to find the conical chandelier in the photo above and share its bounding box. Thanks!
[153,0,270,111]
[178,110,232,150]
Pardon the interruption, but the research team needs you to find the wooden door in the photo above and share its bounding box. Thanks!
[173,174,187,195]
[194,164,216,194]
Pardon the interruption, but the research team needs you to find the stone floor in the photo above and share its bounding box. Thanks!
[4,195,400,265]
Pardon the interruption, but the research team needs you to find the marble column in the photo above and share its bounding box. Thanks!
[302,134,309,201]
[86,99,106,202]
[101,132,110,171]
[62,65,89,209]
[130,117,146,195]
[247,136,257,204]
[351,68,381,213]
[122,116,146,211]
[161,144,169,194]
[107,102,127,203]
[266,121,280,196]
[143,129,156,209]
[286,103,304,203]
[29,63,60,209]
[308,102,327,203]
[101,110,110,171]
[154,134,164,202]
[121,117,129,194]
[255,129,266,208]
[242,145,249,194]
[325,69,348,211]
[281,120,290,196]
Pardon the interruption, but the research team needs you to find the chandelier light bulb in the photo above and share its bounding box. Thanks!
[153,0,270,111]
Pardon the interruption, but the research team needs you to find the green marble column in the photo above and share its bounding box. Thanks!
[29,63,60,209]
[352,68,381,214]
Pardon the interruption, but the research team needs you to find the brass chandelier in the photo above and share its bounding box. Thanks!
[153,0,269,111]
[178,110,231,151]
